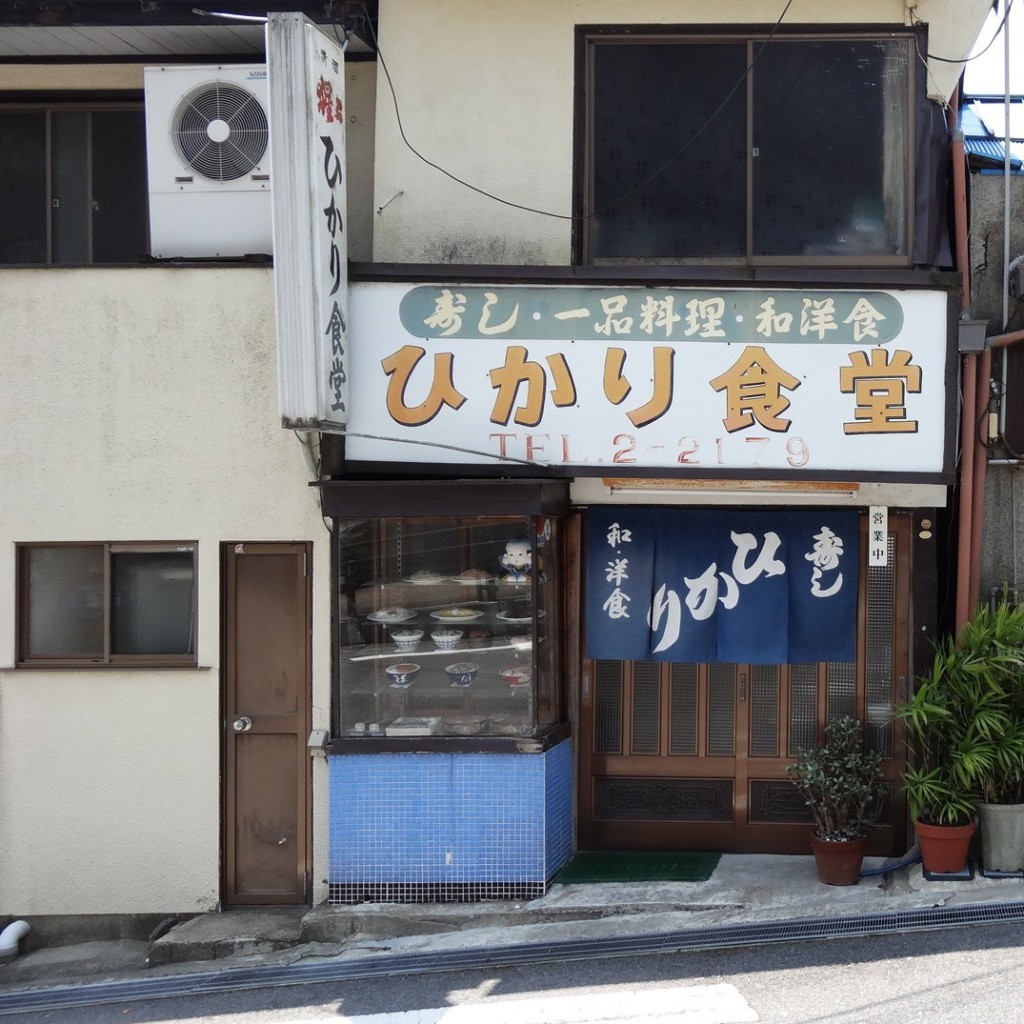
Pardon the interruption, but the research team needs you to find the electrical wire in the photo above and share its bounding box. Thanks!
[341,431,551,467]
[991,377,1024,460]
[912,35,954,119]
[360,0,793,223]
[347,0,1002,228]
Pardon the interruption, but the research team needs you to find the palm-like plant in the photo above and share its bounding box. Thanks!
[897,599,1024,826]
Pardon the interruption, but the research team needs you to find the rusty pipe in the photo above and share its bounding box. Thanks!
[950,96,970,313]
[956,352,979,633]
[990,329,1024,349]
[969,346,992,614]
[950,83,979,634]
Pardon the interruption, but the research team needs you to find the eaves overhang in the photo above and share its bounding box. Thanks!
[0,1,377,59]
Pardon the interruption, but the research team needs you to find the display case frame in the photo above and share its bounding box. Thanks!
[322,480,571,753]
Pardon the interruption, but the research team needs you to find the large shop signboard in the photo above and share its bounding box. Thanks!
[585,507,859,664]
[345,282,950,475]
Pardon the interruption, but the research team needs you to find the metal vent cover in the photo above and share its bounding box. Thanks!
[172,81,268,182]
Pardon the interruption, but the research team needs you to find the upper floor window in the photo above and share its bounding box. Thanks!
[581,33,914,266]
[16,542,197,667]
[0,105,148,265]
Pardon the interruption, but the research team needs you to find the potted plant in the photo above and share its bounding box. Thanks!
[787,716,887,885]
[956,599,1024,873]
[896,599,1024,874]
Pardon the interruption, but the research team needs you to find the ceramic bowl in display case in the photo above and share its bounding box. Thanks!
[385,662,420,688]
[500,665,531,687]
[430,629,463,649]
[390,628,424,650]
[445,661,479,687]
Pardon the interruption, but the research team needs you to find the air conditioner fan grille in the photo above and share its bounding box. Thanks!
[173,82,269,182]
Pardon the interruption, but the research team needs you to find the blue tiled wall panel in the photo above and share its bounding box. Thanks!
[544,739,574,879]
[329,754,452,882]
[450,754,545,880]
[328,741,574,888]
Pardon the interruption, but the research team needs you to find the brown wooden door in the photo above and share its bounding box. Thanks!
[222,542,312,905]
[578,513,910,857]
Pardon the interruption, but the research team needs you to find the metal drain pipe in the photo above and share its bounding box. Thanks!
[0,919,30,962]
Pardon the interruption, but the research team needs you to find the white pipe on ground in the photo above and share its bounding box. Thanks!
[0,920,30,961]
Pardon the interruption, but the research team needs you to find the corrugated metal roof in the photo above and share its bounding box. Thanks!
[963,101,1023,171]
[0,2,376,58]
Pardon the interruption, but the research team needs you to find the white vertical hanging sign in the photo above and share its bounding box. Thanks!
[268,12,349,430]
[868,506,888,566]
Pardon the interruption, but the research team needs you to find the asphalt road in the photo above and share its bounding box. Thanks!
[4,919,1022,1024]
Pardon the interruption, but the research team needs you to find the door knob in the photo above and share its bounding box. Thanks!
[233,716,253,732]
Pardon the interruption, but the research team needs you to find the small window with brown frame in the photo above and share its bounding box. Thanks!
[580,30,916,267]
[16,542,198,667]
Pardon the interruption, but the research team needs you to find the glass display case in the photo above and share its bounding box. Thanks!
[334,514,563,744]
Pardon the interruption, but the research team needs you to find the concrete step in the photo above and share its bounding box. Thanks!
[148,908,305,966]
[148,896,713,965]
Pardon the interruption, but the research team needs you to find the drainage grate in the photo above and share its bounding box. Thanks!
[4,900,1024,1015]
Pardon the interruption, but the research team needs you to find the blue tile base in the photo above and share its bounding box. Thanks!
[328,881,547,904]
[327,739,573,903]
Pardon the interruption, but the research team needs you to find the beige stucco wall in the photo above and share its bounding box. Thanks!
[370,0,991,265]
[0,267,331,916]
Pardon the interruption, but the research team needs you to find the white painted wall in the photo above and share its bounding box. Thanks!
[370,0,992,266]
[0,268,331,916]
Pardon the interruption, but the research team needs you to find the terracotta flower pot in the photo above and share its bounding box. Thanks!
[916,819,977,874]
[810,835,867,886]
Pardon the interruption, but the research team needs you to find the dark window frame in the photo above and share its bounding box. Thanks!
[575,26,920,268]
[0,99,148,266]
[16,541,198,668]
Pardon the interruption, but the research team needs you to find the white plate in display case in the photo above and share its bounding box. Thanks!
[402,571,445,584]
[496,609,546,624]
[367,607,417,623]
[449,570,497,585]
[431,607,484,622]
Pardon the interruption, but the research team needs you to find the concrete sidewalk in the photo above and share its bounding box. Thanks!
[3,853,1024,999]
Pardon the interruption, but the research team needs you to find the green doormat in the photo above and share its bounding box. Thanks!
[553,851,721,884]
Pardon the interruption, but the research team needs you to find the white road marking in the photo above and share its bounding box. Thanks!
[288,982,758,1023]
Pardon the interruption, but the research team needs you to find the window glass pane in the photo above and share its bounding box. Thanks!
[51,111,91,264]
[591,42,747,258]
[337,516,561,739]
[111,551,195,655]
[25,546,104,657]
[92,110,148,263]
[0,112,47,263]
[753,39,909,257]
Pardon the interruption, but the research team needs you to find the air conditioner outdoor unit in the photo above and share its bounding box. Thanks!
[144,64,272,259]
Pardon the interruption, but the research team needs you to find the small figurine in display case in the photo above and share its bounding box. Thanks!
[500,539,532,582]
